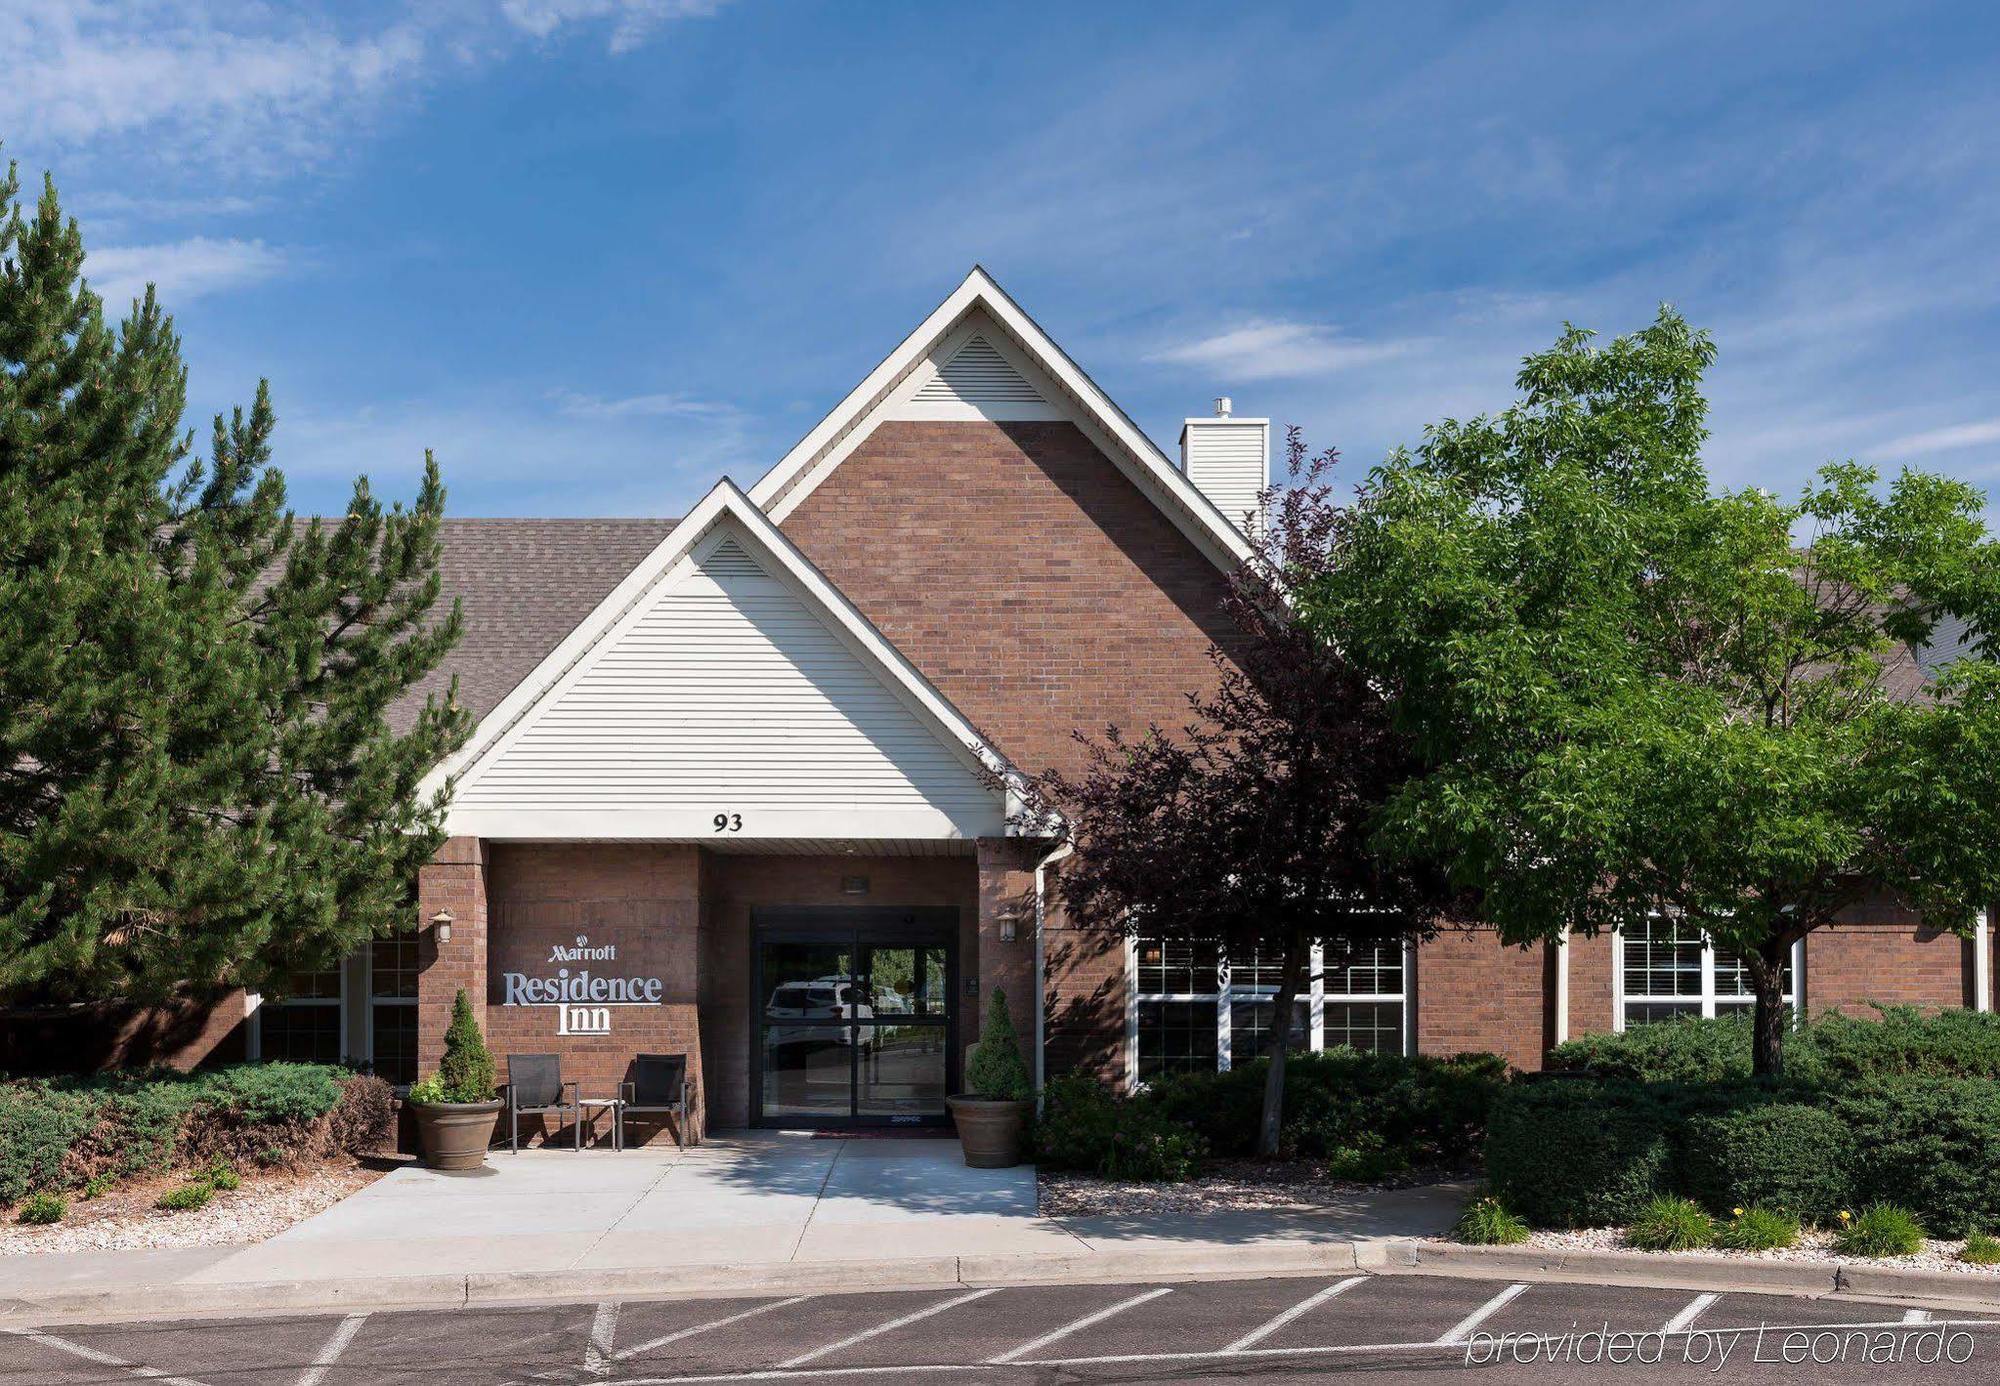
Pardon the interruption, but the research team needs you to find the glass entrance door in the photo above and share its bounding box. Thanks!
[753,910,957,1127]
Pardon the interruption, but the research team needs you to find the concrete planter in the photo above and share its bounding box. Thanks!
[946,1095,1030,1168]
[412,1099,502,1170]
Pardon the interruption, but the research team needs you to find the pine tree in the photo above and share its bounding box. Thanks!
[436,990,495,1101]
[0,158,469,1001]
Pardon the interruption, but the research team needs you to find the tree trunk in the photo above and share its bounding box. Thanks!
[1257,933,1308,1158]
[1748,947,1787,1081]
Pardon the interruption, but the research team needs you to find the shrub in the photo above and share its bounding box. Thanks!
[965,988,1032,1101]
[17,1192,66,1225]
[1715,1206,1800,1251]
[155,1181,214,1212]
[1679,1103,1852,1220]
[205,1160,241,1191]
[1626,1196,1715,1251]
[81,1175,112,1201]
[1960,1232,2000,1265]
[0,1083,98,1204]
[1827,1079,2000,1237]
[1835,1204,1925,1257]
[204,1064,345,1125]
[1485,1079,1673,1228]
[1546,1007,2000,1086]
[1033,1074,1203,1181]
[1549,1013,1754,1083]
[1451,1194,1529,1245]
[436,989,496,1102]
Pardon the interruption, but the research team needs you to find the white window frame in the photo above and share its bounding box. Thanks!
[1612,918,1804,1032]
[1126,936,1414,1086]
[246,966,349,1063]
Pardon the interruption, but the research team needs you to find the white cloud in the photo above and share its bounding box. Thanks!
[500,0,728,55]
[549,389,737,419]
[1146,320,1418,381]
[1864,419,2000,462]
[86,236,290,306]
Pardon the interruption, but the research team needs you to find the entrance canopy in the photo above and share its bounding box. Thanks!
[426,481,1019,843]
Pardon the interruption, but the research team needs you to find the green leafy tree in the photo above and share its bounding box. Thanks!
[1315,308,2000,1076]
[0,159,469,1001]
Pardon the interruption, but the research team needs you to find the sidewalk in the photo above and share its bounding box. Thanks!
[0,1132,1465,1324]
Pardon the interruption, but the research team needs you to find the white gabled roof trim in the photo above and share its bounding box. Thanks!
[421,477,1033,834]
[749,266,1256,572]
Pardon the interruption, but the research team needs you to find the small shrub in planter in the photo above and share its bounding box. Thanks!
[949,990,1035,1169]
[1625,1196,1715,1251]
[155,1181,214,1212]
[1834,1205,1925,1258]
[1451,1195,1529,1246]
[1679,1103,1852,1221]
[1485,1079,1672,1228]
[1959,1232,2000,1265]
[17,1192,66,1225]
[410,990,503,1171]
[1715,1206,1800,1252]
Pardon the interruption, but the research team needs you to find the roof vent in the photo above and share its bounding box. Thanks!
[1180,401,1268,538]
[701,534,765,579]
[913,334,1045,406]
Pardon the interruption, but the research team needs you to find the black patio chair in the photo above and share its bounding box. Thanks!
[504,1052,582,1151]
[620,1053,696,1149]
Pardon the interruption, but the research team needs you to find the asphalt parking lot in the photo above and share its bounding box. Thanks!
[4,1272,1997,1385]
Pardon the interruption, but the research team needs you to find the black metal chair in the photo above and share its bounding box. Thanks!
[505,1053,582,1151]
[620,1053,696,1149]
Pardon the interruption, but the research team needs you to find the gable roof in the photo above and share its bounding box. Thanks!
[420,479,1026,840]
[749,266,1256,573]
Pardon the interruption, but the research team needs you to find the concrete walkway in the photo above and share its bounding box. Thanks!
[0,1133,1465,1323]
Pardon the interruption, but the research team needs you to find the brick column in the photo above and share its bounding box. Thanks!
[417,836,488,1077]
[975,838,1038,1070]
[1414,926,1548,1069]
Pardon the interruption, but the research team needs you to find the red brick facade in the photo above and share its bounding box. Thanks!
[1415,928,1549,1069]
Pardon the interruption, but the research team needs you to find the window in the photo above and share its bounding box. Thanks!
[1616,916,1800,1030]
[254,967,345,1064]
[368,937,420,1087]
[1130,935,1411,1083]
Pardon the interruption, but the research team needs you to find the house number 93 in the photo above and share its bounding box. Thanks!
[713,812,742,832]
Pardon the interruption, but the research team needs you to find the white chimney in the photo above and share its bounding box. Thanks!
[1179,396,1269,537]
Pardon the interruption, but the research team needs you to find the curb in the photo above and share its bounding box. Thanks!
[1375,1239,2000,1309]
[0,1244,1359,1328]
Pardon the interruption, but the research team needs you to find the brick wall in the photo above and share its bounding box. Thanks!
[1566,931,1617,1041]
[1806,894,1973,1017]
[0,992,249,1074]
[1415,927,1548,1069]
[781,420,1242,1088]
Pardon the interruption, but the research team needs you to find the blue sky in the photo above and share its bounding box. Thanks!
[7,1,2000,518]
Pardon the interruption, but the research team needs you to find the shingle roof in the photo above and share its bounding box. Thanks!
[389,517,676,735]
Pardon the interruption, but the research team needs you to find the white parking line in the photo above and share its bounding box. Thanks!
[584,1301,620,1376]
[2,1326,212,1386]
[1662,1293,1718,1334]
[1224,1277,1364,1352]
[987,1286,1172,1363]
[614,1296,817,1362]
[298,1312,370,1386]
[1435,1282,1529,1344]
[1904,1309,1932,1323]
[778,1288,999,1368]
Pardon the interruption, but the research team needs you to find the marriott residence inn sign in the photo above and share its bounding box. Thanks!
[496,935,665,1036]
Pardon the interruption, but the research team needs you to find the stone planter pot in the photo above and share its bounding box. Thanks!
[946,1095,1031,1169]
[411,1099,502,1171]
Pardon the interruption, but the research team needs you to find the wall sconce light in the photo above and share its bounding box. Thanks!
[1000,914,1016,944]
[840,875,869,896]
[431,910,454,945]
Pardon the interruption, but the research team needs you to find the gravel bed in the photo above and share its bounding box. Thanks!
[1039,1159,1465,1217]
[0,1162,383,1256]
[1433,1226,2000,1276]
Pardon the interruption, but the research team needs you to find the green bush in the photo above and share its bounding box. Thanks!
[204,1064,345,1125]
[1679,1103,1852,1220]
[17,1192,66,1225]
[1835,1204,1925,1257]
[1827,1079,2000,1237]
[0,1083,98,1204]
[205,1160,241,1191]
[1546,1007,2000,1086]
[81,1175,112,1201]
[1451,1194,1529,1245]
[1485,1079,1673,1228]
[1625,1195,1714,1251]
[1549,1013,1756,1083]
[1960,1232,2000,1265]
[1715,1206,1800,1251]
[436,989,496,1102]
[1032,1074,1202,1181]
[155,1181,214,1212]
[965,988,1032,1101]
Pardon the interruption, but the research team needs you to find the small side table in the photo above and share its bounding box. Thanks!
[580,1098,627,1150]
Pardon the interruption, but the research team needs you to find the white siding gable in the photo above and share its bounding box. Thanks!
[447,524,1004,842]
[891,314,1065,422]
